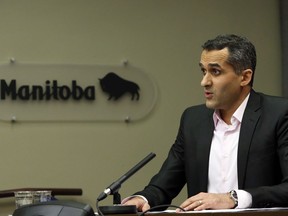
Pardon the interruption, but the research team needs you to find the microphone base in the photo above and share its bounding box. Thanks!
[99,205,137,214]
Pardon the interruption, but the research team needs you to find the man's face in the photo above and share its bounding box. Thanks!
[199,48,244,112]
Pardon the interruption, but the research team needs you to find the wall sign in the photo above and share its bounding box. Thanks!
[0,62,157,122]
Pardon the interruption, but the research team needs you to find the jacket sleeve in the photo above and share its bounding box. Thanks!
[134,111,187,207]
[245,100,288,208]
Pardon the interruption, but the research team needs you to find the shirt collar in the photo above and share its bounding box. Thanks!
[213,93,250,127]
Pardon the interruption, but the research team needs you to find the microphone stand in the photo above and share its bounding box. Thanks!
[96,152,156,215]
[113,191,121,205]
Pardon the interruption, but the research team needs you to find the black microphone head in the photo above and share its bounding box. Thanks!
[97,192,108,201]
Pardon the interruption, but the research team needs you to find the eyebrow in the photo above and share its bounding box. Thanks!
[199,63,221,68]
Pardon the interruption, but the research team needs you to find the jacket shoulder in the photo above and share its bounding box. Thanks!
[180,104,213,123]
[258,92,288,111]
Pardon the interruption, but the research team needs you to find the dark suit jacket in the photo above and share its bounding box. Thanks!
[136,90,288,208]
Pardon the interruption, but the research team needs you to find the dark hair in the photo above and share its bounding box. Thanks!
[202,34,256,86]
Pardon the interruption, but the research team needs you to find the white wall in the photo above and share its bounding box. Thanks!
[0,0,281,215]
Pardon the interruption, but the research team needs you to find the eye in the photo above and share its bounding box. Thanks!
[211,68,221,75]
[201,68,207,76]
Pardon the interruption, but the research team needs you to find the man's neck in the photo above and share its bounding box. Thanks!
[219,88,251,125]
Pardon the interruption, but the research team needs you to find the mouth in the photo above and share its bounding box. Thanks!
[204,91,213,99]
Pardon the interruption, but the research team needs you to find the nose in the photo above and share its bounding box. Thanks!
[201,73,212,87]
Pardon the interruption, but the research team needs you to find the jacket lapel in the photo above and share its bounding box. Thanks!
[198,109,215,191]
[237,90,261,189]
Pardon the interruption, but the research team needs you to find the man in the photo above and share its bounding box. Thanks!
[123,34,288,211]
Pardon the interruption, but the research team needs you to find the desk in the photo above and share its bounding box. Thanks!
[141,209,288,216]
[107,209,288,216]
[9,208,288,216]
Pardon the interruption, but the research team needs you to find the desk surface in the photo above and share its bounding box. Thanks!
[133,208,288,216]
[9,209,288,216]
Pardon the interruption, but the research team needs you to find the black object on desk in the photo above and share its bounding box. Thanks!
[13,200,95,216]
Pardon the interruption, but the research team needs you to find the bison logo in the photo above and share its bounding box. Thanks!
[99,72,140,101]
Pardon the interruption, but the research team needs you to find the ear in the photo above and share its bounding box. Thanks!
[240,69,253,86]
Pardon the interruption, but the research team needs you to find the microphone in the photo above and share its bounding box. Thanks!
[97,152,156,202]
